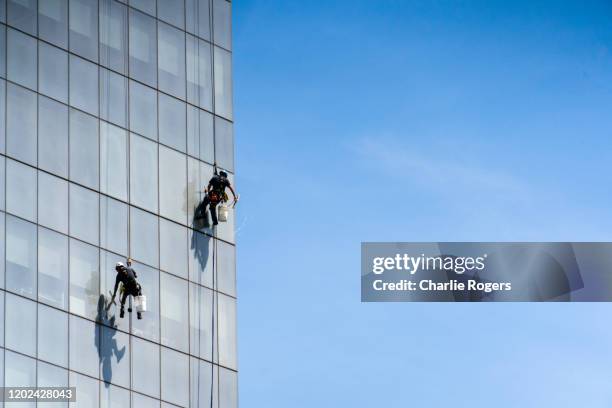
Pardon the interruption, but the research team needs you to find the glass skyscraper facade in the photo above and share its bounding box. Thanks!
[0,0,237,406]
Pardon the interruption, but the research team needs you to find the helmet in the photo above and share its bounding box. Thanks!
[115,262,125,270]
[219,170,228,178]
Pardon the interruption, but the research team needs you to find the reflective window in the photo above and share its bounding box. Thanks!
[158,0,184,29]
[215,116,234,172]
[159,146,187,223]
[70,55,99,115]
[214,46,233,120]
[100,324,130,388]
[130,133,158,212]
[187,105,214,163]
[186,35,212,111]
[38,95,69,176]
[129,9,157,87]
[131,337,160,398]
[213,0,231,50]
[69,0,98,61]
[99,251,129,333]
[5,215,37,298]
[161,347,189,407]
[130,207,159,268]
[187,156,214,231]
[101,384,130,408]
[0,213,4,288]
[129,80,157,140]
[130,262,159,342]
[100,197,128,256]
[0,79,5,153]
[158,22,185,99]
[6,159,37,222]
[70,238,100,319]
[38,171,69,234]
[39,43,69,103]
[5,293,36,356]
[5,351,36,408]
[70,109,99,189]
[160,218,188,278]
[70,314,99,378]
[129,0,155,16]
[159,93,186,152]
[100,68,128,128]
[160,271,189,352]
[69,371,100,408]
[219,367,238,408]
[38,304,68,366]
[217,240,236,296]
[7,28,37,90]
[189,357,213,407]
[100,121,128,200]
[7,0,37,35]
[0,26,5,77]
[7,83,37,165]
[70,183,99,245]
[38,226,69,310]
[99,0,128,74]
[186,0,210,40]
[132,393,159,408]
[38,361,69,408]
[189,283,212,360]
[218,293,237,369]
[39,0,69,48]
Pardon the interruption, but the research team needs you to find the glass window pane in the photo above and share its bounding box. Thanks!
[213,0,231,50]
[218,293,237,369]
[69,371,100,408]
[0,79,6,153]
[70,238,100,319]
[100,324,130,388]
[160,219,188,278]
[189,283,212,360]
[38,304,68,366]
[6,83,37,165]
[70,55,99,115]
[186,35,212,111]
[69,0,98,61]
[39,97,69,178]
[158,22,185,99]
[186,0,210,40]
[5,293,36,356]
[100,121,128,200]
[38,361,69,408]
[100,68,128,128]
[99,0,127,74]
[129,133,158,212]
[101,384,130,408]
[130,262,159,342]
[6,159,37,222]
[189,357,214,408]
[69,314,99,378]
[129,0,155,16]
[159,93,186,152]
[159,146,187,223]
[188,227,213,287]
[131,393,159,408]
[7,28,37,90]
[7,0,37,35]
[160,272,188,352]
[100,197,128,256]
[158,0,184,29]
[70,183,99,245]
[38,172,68,234]
[217,240,235,297]
[214,46,232,120]
[38,226,69,310]
[219,367,238,408]
[39,0,68,48]
[132,337,160,398]
[5,215,37,298]
[129,9,157,87]
[0,213,5,289]
[215,116,234,173]
[39,42,69,102]
[129,80,157,140]
[187,106,214,163]
[5,351,36,408]
[130,207,158,267]
[70,108,99,189]
[161,347,189,407]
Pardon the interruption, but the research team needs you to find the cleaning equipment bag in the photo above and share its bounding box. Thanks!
[218,204,229,222]
[134,296,147,312]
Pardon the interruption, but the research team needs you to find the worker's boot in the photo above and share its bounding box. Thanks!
[128,307,132,313]
[120,307,125,318]
[137,312,142,320]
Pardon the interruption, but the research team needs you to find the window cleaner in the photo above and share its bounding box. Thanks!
[108,261,144,320]
[197,168,239,225]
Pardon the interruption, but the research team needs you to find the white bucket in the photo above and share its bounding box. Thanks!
[134,296,147,313]
[218,205,229,222]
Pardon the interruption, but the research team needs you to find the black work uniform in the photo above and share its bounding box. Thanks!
[112,267,142,308]
[202,175,231,225]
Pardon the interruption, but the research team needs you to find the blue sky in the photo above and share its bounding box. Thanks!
[233,1,612,406]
